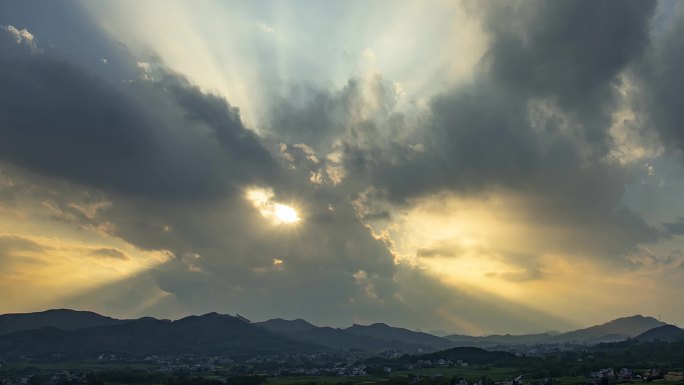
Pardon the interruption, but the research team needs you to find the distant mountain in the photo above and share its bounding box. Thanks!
[0,313,324,358]
[345,323,453,350]
[258,319,448,352]
[0,310,673,357]
[635,324,684,342]
[444,316,668,347]
[444,333,554,348]
[255,318,318,333]
[553,315,666,343]
[0,309,122,335]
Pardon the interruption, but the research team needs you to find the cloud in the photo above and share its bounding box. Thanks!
[0,234,45,261]
[481,1,654,111]
[0,29,278,202]
[347,0,656,200]
[416,241,464,259]
[0,227,169,314]
[2,25,35,48]
[91,248,130,260]
[487,268,543,283]
[266,74,403,153]
[0,28,405,327]
[325,1,660,264]
[664,217,684,236]
[633,4,684,155]
[2,1,684,332]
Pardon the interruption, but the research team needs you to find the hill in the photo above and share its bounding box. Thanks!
[552,315,665,343]
[444,333,554,348]
[0,309,122,335]
[255,318,318,333]
[445,315,667,347]
[0,313,325,358]
[634,324,684,342]
[0,310,673,357]
[258,319,448,352]
[345,323,452,350]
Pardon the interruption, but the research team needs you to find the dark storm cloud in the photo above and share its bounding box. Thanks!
[0,23,399,302]
[664,218,684,236]
[351,0,656,200]
[0,1,136,82]
[633,5,684,154]
[0,24,401,327]
[353,82,539,200]
[476,0,655,160]
[263,0,660,260]
[0,30,277,202]
[482,0,654,112]
[154,71,277,176]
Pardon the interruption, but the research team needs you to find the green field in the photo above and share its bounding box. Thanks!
[266,367,522,385]
[266,376,381,385]
[3,362,683,385]
[0,361,156,372]
[546,376,585,385]
[392,367,520,380]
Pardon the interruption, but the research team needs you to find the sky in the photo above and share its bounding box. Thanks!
[1,0,684,336]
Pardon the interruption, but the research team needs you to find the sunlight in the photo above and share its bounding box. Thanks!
[274,203,300,224]
[246,187,301,225]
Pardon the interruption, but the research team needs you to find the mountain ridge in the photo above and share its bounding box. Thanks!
[0,312,324,358]
[634,324,684,342]
[0,308,124,335]
[255,318,318,333]
[552,314,665,343]
[445,315,667,347]
[0,309,673,356]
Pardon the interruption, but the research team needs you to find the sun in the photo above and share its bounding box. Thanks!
[245,187,302,225]
[274,203,300,224]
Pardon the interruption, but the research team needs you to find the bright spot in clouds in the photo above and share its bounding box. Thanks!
[246,187,300,225]
[274,203,299,223]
